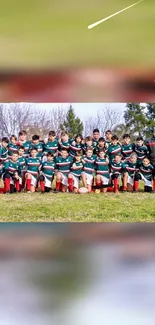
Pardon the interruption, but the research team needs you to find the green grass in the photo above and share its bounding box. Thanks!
[0,0,154,69]
[0,190,154,222]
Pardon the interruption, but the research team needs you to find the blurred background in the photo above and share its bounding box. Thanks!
[0,0,155,101]
[1,224,155,324]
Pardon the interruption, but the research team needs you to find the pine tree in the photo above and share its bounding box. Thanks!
[124,103,147,136]
[60,105,83,138]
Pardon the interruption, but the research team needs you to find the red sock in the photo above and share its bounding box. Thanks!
[123,186,127,191]
[56,181,61,191]
[15,180,20,192]
[96,182,102,188]
[107,187,114,192]
[4,178,10,192]
[40,181,45,192]
[134,180,139,191]
[114,178,118,191]
[68,177,73,192]
[26,178,31,191]
[153,179,155,191]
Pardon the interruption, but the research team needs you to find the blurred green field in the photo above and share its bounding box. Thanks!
[0,0,154,69]
[0,191,154,222]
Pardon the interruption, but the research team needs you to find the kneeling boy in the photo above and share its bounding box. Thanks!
[68,151,83,193]
[39,152,55,193]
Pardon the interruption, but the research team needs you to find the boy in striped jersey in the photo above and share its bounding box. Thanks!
[68,151,83,193]
[92,129,100,148]
[81,147,96,193]
[121,134,134,161]
[18,146,27,190]
[107,135,121,164]
[83,136,94,154]
[39,152,56,193]
[110,154,124,193]
[0,137,9,164]
[43,131,59,161]
[3,152,21,194]
[69,134,83,158]
[55,149,73,193]
[18,130,31,158]
[134,136,149,164]
[58,132,70,154]
[8,135,19,159]
[123,153,138,192]
[30,135,44,158]
[94,137,108,155]
[105,130,112,149]
[25,148,41,193]
[134,157,153,192]
[95,149,110,193]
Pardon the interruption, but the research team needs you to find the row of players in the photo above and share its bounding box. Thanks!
[0,144,155,194]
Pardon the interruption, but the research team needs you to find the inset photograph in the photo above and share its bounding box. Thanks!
[0,102,154,221]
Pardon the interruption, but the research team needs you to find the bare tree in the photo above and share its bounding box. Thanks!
[84,105,123,137]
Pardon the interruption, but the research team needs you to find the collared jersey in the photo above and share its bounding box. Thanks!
[110,160,124,175]
[82,155,96,175]
[8,142,19,157]
[123,160,137,177]
[138,163,153,181]
[95,157,110,179]
[41,161,56,181]
[18,156,26,172]
[69,141,82,158]
[18,141,31,158]
[70,161,83,178]
[26,157,41,178]
[121,143,134,160]
[107,144,122,162]
[30,142,44,158]
[43,140,59,155]
[4,159,21,177]
[55,156,73,175]
[134,144,149,162]
[0,144,8,163]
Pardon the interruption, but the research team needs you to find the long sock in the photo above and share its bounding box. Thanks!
[96,181,102,188]
[153,179,155,191]
[26,178,31,191]
[123,185,127,191]
[134,180,139,191]
[40,181,45,192]
[4,178,10,192]
[68,178,73,192]
[15,180,20,192]
[114,178,118,191]
[56,181,61,191]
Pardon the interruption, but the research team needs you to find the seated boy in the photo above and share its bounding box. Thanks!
[110,153,124,193]
[95,149,110,193]
[39,152,56,193]
[81,147,96,193]
[25,148,41,193]
[68,151,83,193]
[123,153,138,192]
[55,148,73,193]
[134,156,153,192]
[3,152,21,194]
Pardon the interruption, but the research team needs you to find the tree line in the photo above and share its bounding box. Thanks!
[0,103,154,140]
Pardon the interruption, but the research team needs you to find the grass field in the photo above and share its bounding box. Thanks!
[0,0,154,70]
[0,190,154,222]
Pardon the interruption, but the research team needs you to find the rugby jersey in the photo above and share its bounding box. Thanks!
[26,157,41,178]
[82,155,96,175]
[58,140,70,152]
[18,141,31,158]
[110,160,124,175]
[43,140,59,155]
[121,144,134,160]
[0,144,8,163]
[41,161,55,181]
[95,157,110,179]
[70,161,83,178]
[107,144,121,162]
[8,142,19,158]
[55,156,73,176]
[18,156,26,172]
[69,141,82,158]
[134,144,149,162]
[138,163,153,181]
[30,142,44,158]
[123,161,137,177]
[3,159,21,177]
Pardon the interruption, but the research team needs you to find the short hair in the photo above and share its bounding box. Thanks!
[75,134,83,141]
[93,129,99,134]
[49,131,56,137]
[86,146,93,152]
[19,130,27,136]
[115,153,122,158]
[61,131,68,136]
[130,153,137,158]
[10,134,17,141]
[32,134,40,141]
[12,151,19,156]
[47,151,54,157]
[18,145,25,151]
[98,137,105,142]
[98,148,105,154]
[76,150,83,156]
[111,135,119,141]
[143,156,150,161]
[2,137,9,144]
[85,136,92,142]
[105,130,112,134]
[136,136,143,141]
[61,148,68,153]
[30,147,38,152]
[123,134,130,139]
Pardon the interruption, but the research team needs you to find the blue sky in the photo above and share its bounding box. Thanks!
[36,103,126,121]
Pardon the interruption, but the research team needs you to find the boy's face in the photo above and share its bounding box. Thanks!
[106,132,112,141]
[124,137,130,145]
[115,155,121,163]
[19,134,26,142]
[31,150,37,158]
[61,151,68,159]
[93,132,99,140]
[137,140,143,147]
[143,158,150,167]
[87,150,93,158]
[11,153,19,162]
[99,141,105,147]
[33,139,39,145]
[2,141,8,148]
[112,139,118,146]
[11,138,16,144]
[47,156,53,162]
[49,135,56,142]
[76,137,81,144]
[99,152,105,159]
[75,155,81,162]
[18,149,25,156]
[86,140,92,146]
[61,134,68,142]
[130,155,137,164]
